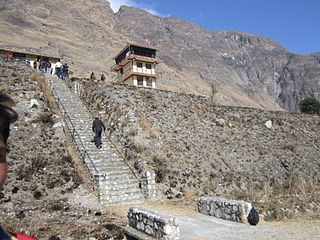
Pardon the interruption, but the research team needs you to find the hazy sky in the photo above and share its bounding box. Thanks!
[108,0,320,55]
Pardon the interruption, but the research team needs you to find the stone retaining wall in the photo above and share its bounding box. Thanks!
[78,81,320,220]
[140,171,157,200]
[197,197,252,223]
[126,207,180,240]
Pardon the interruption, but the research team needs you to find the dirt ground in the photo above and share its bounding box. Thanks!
[111,199,320,240]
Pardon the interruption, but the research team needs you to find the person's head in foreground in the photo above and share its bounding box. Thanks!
[0,93,18,189]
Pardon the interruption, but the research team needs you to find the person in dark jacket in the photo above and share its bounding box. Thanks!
[90,72,96,80]
[62,63,69,80]
[92,116,105,148]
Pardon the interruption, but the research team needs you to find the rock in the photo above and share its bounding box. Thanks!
[216,118,226,127]
[247,208,259,226]
[134,160,142,171]
[265,120,272,129]
[53,122,64,128]
[30,99,39,108]
[49,236,60,240]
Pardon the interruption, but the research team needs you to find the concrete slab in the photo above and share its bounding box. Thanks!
[176,213,320,240]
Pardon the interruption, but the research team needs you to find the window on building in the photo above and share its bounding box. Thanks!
[137,76,143,86]
[136,62,143,68]
[146,77,153,87]
[146,63,152,69]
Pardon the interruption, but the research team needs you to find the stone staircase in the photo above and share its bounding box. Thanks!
[46,74,145,205]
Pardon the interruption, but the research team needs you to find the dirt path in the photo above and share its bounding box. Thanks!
[108,200,320,240]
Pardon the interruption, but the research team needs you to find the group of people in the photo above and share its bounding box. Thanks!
[55,61,69,80]
[32,59,69,80]
[35,58,52,75]
[90,72,106,81]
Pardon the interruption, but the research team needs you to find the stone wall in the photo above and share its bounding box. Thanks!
[197,197,252,223]
[78,81,320,220]
[140,171,157,200]
[126,207,180,240]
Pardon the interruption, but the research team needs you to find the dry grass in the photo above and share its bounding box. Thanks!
[132,135,146,153]
[233,171,320,221]
[152,148,168,183]
[149,128,160,139]
[127,127,137,136]
[31,73,60,113]
[139,117,150,129]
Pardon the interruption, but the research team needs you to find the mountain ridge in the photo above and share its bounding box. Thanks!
[0,0,319,111]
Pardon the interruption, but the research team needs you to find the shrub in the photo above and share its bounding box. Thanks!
[152,149,168,182]
[299,98,320,115]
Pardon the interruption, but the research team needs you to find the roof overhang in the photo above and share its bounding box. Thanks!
[113,43,158,60]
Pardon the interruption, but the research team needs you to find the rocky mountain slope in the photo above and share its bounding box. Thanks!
[80,80,320,221]
[0,0,319,111]
[113,6,320,111]
[0,59,124,239]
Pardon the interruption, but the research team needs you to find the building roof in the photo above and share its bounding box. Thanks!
[113,43,158,60]
[0,46,61,59]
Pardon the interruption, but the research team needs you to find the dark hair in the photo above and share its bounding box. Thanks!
[0,93,18,144]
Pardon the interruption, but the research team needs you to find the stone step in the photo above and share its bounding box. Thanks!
[92,165,130,171]
[102,195,145,206]
[105,187,143,197]
[67,119,92,123]
[94,172,139,182]
[106,192,144,203]
[87,167,132,175]
[89,155,125,161]
[87,151,119,157]
[104,182,141,192]
[89,157,123,163]
[108,179,140,187]
[89,159,128,166]
[48,75,145,206]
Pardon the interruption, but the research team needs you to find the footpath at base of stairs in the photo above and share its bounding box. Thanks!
[46,75,144,205]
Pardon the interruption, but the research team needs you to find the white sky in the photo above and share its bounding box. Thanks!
[107,0,165,16]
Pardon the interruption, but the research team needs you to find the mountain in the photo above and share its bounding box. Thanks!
[0,0,319,111]
[113,6,320,111]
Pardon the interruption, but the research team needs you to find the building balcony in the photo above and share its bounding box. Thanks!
[119,70,162,82]
[111,54,160,72]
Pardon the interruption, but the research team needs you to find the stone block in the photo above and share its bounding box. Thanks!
[127,207,180,239]
[197,197,253,223]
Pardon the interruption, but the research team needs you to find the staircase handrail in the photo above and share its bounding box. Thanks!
[48,77,101,176]
[76,88,140,180]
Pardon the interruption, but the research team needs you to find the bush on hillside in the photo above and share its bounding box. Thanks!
[299,98,320,115]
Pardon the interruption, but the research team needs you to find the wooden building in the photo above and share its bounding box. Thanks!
[111,43,161,88]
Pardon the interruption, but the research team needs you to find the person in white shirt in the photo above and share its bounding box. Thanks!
[55,60,62,78]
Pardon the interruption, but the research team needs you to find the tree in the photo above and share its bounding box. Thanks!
[299,98,320,115]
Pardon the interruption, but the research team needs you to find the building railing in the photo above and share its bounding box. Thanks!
[119,71,162,82]
[110,54,160,72]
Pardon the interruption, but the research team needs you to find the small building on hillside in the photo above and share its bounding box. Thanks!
[111,43,161,88]
[0,48,60,73]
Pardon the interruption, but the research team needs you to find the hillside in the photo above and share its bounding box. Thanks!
[79,79,320,220]
[0,59,124,239]
[0,0,319,111]
[0,54,319,239]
